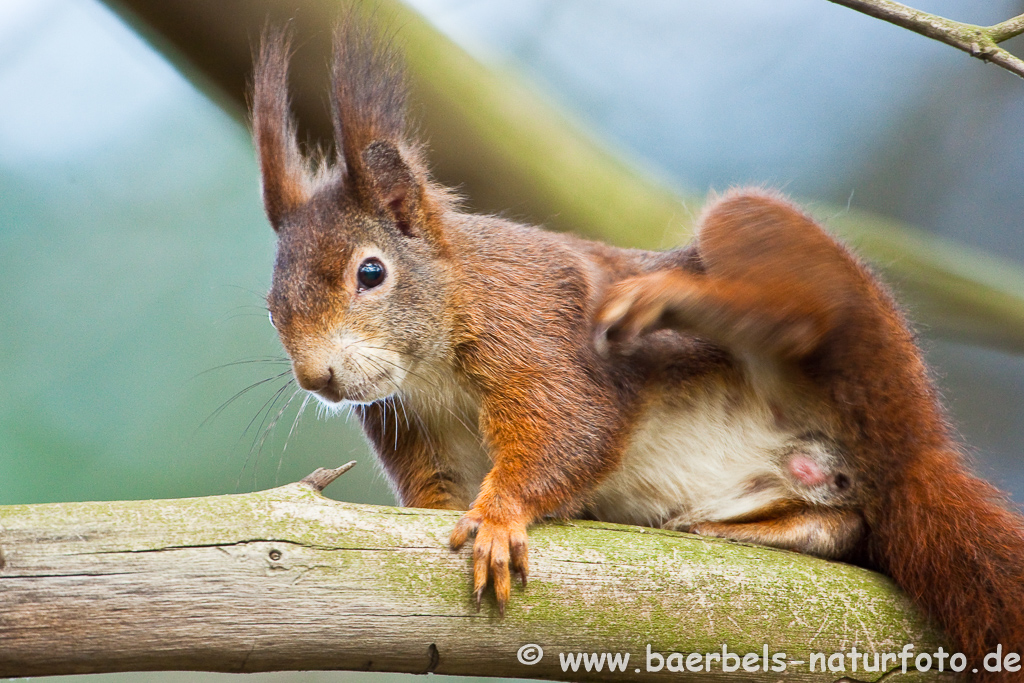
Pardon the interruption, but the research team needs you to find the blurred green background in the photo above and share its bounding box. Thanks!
[0,0,391,508]
[1,1,1023,682]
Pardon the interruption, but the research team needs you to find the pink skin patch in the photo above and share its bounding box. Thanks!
[788,454,828,487]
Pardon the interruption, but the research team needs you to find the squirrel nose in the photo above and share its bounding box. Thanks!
[294,364,334,392]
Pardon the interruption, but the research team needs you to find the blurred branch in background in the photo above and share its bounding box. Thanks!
[103,0,1024,352]
[827,0,1024,78]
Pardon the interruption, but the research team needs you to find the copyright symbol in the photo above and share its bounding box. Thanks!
[517,643,544,665]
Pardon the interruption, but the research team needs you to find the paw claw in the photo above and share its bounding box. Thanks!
[449,511,481,551]
[597,280,658,345]
[597,273,686,347]
[510,529,529,588]
[452,509,530,614]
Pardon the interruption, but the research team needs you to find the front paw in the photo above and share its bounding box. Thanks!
[450,509,529,615]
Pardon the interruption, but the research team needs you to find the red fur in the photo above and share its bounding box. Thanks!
[603,190,1024,679]
[876,457,1024,679]
[252,24,1024,675]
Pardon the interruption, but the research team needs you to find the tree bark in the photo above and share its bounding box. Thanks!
[826,1,1024,78]
[1,467,949,680]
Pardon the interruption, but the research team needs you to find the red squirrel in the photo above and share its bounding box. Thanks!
[253,22,1024,677]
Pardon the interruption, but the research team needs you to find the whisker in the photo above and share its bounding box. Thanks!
[275,389,307,484]
[256,383,300,455]
[240,375,294,440]
[198,369,294,433]
[219,312,281,324]
[358,344,429,364]
[358,346,435,382]
[218,284,272,302]
[360,353,480,451]
[284,392,313,454]
[351,354,405,454]
[395,392,411,431]
[369,353,477,439]
[248,386,301,485]
[238,378,296,490]
[193,357,291,380]
[390,395,399,450]
[233,377,291,491]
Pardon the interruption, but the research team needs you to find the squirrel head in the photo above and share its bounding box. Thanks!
[253,23,452,407]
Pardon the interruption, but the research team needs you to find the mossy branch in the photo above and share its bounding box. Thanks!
[0,467,948,680]
[827,0,1024,78]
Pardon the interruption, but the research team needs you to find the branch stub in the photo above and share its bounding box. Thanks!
[299,461,357,492]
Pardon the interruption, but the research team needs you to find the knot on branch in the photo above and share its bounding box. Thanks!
[969,41,999,60]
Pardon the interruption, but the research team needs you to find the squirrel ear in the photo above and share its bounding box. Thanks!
[330,18,425,237]
[360,140,421,236]
[252,28,310,230]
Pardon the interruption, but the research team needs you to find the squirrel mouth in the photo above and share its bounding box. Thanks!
[311,384,344,404]
[310,378,389,405]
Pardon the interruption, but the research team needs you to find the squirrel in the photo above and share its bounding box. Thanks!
[252,20,1024,678]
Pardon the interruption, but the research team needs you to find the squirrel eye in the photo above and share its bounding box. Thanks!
[268,310,276,329]
[357,258,386,290]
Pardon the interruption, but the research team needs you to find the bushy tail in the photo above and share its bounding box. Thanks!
[870,453,1024,680]
[596,188,1024,679]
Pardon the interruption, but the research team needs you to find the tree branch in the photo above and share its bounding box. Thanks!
[0,468,947,680]
[989,14,1024,43]
[827,0,1024,78]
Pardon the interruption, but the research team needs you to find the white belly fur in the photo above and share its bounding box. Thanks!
[589,378,794,528]
[400,374,490,508]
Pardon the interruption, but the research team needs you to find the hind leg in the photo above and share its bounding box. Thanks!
[596,190,864,362]
[674,502,865,560]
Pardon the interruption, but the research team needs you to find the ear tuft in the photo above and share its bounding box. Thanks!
[252,27,311,230]
[331,16,407,171]
[361,140,419,236]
